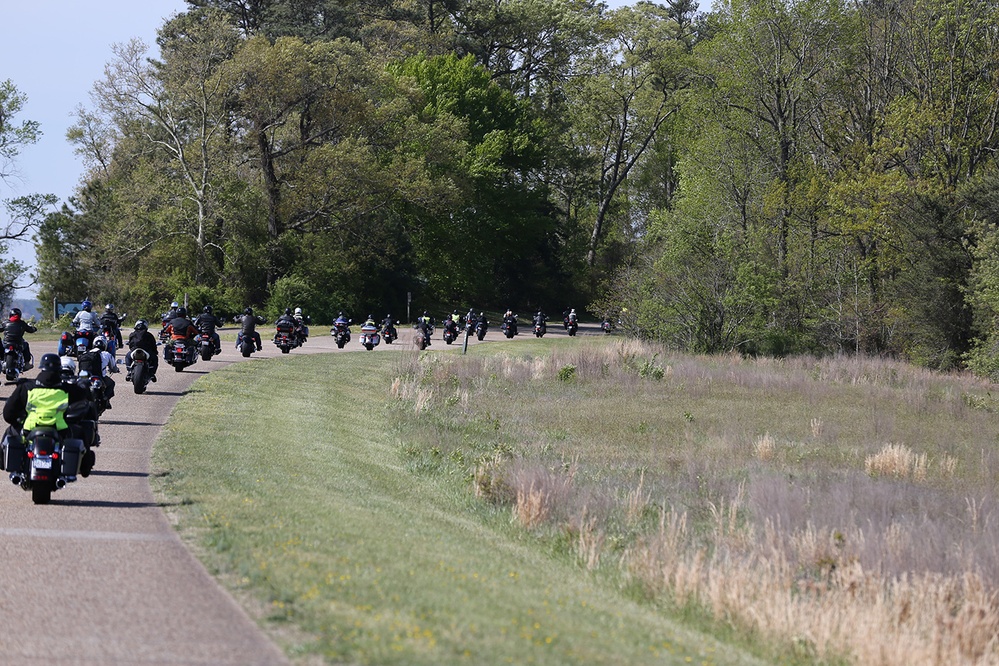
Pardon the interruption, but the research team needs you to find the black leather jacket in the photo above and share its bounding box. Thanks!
[194,313,224,334]
[1,318,36,345]
[240,314,265,335]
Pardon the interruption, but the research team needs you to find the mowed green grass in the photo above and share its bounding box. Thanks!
[151,349,765,666]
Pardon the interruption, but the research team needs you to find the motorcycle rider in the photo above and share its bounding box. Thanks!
[165,306,198,363]
[194,305,224,354]
[417,310,433,347]
[533,310,547,331]
[502,309,517,335]
[293,307,310,343]
[78,337,116,410]
[100,304,125,350]
[1,308,36,369]
[3,353,99,480]
[274,308,298,346]
[237,307,265,351]
[124,319,158,382]
[72,300,101,347]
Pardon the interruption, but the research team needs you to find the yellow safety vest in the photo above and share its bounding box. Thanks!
[24,387,70,431]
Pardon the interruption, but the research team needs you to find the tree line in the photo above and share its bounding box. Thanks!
[3,0,998,376]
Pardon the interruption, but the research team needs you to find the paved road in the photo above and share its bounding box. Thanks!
[0,320,595,664]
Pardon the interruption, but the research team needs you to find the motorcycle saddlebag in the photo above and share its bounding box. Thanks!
[2,432,26,474]
[60,438,85,477]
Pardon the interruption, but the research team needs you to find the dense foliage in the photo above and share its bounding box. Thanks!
[24,0,999,374]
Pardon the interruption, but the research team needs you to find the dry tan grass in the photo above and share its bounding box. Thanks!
[865,443,928,481]
[753,433,776,461]
[393,338,999,663]
[623,512,999,665]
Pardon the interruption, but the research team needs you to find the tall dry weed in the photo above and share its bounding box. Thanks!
[865,444,928,481]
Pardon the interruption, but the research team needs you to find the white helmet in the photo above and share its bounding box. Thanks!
[60,356,77,378]
[294,307,303,316]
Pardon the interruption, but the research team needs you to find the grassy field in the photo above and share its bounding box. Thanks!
[152,336,999,665]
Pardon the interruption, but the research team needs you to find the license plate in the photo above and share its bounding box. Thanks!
[32,457,52,470]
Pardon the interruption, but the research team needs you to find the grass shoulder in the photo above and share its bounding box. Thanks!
[151,346,779,666]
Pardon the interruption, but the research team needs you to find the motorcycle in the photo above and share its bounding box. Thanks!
[382,321,398,344]
[533,320,547,338]
[101,324,121,357]
[601,319,613,334]
[360,323,381,351]
[331,320,352,349]
[274,322,298,354]
[129,347,152,394]
[475,320,488,341]
[83,373,110,417]
[159,314,172,344]
[198,331,218,361]
[165,338,197,372]
[2,344,26,382]
[566,318,578,337]
[414,323,433,350]
[442,319,458,345]
[501,316,518,339]
[237,332,257,358]
[2,402,95,505]
[58,329,93,357]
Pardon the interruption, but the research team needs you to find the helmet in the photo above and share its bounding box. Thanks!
[177,307,188,317]
[285,308,292,315]
[60,356,77,378]
[367,314,373,320]
[203,305,213,314]
[93,337,107,351]
[135,319,148,331]
[171,301,180,309]
[8,307,21,319]
[570,308,576,314]
[244,307,253,315]
[81,300,92,311]
[39,353,61,373]
[294,307,303,316]
[105,304,114,312]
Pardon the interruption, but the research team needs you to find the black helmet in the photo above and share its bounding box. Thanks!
[244,307,253,315]
[8,307,21,318]
[177,307,188,317]
[204,305,213,314]
[105,303,114,312]
[39,353,61,373]
[93,337,107,351]
[285,308,292,315]
[367,314,373,320]
[135,319,148,331]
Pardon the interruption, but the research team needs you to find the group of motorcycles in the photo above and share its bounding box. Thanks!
[2,334,112,504]
[331,318,398,351]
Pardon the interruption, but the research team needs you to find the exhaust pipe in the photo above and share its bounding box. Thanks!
[55,477,67,489]
[9,472,23,485]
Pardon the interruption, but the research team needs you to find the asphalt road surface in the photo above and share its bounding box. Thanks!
[0,320,595,664]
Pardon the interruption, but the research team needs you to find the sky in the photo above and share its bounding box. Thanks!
[1,1,189,297]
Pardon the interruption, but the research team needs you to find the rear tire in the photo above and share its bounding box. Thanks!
[241,341,254,357]
[32,485,52,505]
[132,364,147,394]
[201,346,213,361]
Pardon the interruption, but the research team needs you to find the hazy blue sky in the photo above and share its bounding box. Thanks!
[1,1,188,293]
